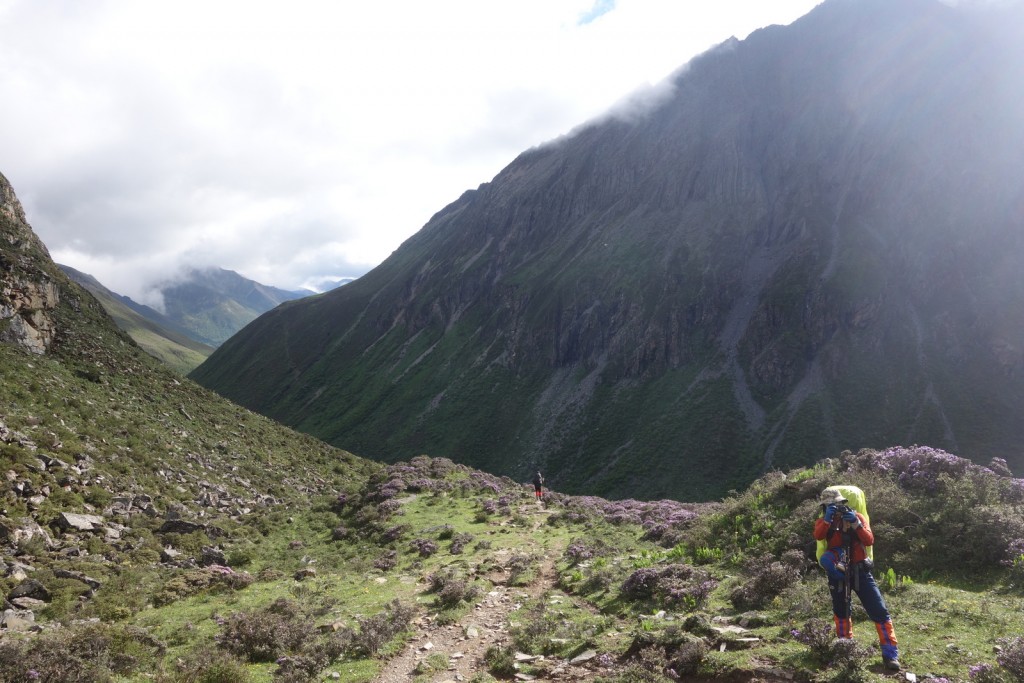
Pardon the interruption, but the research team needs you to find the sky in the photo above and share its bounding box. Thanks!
[0,0,825,304]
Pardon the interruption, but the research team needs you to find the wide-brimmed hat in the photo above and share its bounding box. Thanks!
[820,487,849,505]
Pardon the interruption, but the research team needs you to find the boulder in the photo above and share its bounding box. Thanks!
[10,597,46,610]
[5,562,33,582]
[161,547,183,562]
[9,579,50,602]
[200,546,226,566]
[54,568,102,589]
[8,519,55,548]
[56,512,105,533]
[158,519,205,535]
[570,650,598,664]
[1,608,35,631]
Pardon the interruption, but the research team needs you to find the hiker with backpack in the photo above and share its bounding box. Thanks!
[814,485,900,672]
[532,471,544,501]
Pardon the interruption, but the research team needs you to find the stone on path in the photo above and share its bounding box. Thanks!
[570,649,598,664]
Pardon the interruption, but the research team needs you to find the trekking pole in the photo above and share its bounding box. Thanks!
[843,533,854,632]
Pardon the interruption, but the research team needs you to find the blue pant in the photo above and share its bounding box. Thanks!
[829,562,888,621]
[828,562,898,659]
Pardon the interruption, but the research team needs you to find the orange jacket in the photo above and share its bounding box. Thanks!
[814,511,873,563]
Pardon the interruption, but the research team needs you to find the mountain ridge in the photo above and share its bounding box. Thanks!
[191,0,1024,501]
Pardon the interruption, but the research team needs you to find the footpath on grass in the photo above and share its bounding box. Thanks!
[372,502,607,683]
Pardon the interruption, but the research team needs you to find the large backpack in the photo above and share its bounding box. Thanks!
[815,484,873,562]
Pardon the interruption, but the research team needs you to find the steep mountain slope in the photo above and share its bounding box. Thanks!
[192,0,1024,501]
[60,264,214,373]
[157,266,312,347]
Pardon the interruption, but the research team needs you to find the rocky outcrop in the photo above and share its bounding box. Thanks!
[0,173,59,354]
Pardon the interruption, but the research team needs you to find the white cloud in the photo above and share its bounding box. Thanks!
[0,0,822,299]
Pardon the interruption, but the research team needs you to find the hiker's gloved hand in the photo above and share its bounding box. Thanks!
[842,510,860,527]
[823,505,837,523]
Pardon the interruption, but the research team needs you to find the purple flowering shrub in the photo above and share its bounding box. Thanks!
[791,618,834,660]
[552,496,704,551]
[449,532,475,554]
[668,638,710,676]
[0,622,167,682]
[357,456,520,512]
[351,600,416,656]
[617,646,672,683]
[565,537,598,565]
[729,554,800,610]
[969,663,1003,683]
[427,568,480,609]
[171,649,250,683]
[791,618,870,677]
[410,538,438,557]
[620,563,717,610]
[997,636,1024,682]
[374,550,398,571]
[375,498,403,520]
[506,553,538,586]
[621,567,661,600]
[1003,539,1024,584]
[217,598,316,663]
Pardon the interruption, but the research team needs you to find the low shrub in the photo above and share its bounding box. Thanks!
[621,568,660,601]
[997,636,1024,682]
[411,538,438,558]
[427,568,480,609]
[792,618,871,681]
[170,647,251,683]
[351,600,416,657]
[273,631,352,683]
[506,553,537,586]
[667,638,709,676]
[155,566,255,606]
[729,554,800,610]
[449,532,474,554]
[374,551,398,571]
[614,647,673,683]
[484,645,517,678]
[0,622,165,682]
[620,564,717,611]
[217,598,315,663]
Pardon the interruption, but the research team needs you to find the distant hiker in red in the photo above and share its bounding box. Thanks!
[814,486,900,671]
[532,471,544,500]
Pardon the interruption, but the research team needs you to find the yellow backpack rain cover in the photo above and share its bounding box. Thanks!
[815,484,873,562]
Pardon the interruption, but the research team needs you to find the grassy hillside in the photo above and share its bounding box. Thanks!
[60,266,214,373]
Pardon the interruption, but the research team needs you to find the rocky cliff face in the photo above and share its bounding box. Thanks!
[0,173,59,354]
[192,0,1024,500]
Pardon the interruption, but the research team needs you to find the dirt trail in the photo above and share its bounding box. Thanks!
[372,503,600,682]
